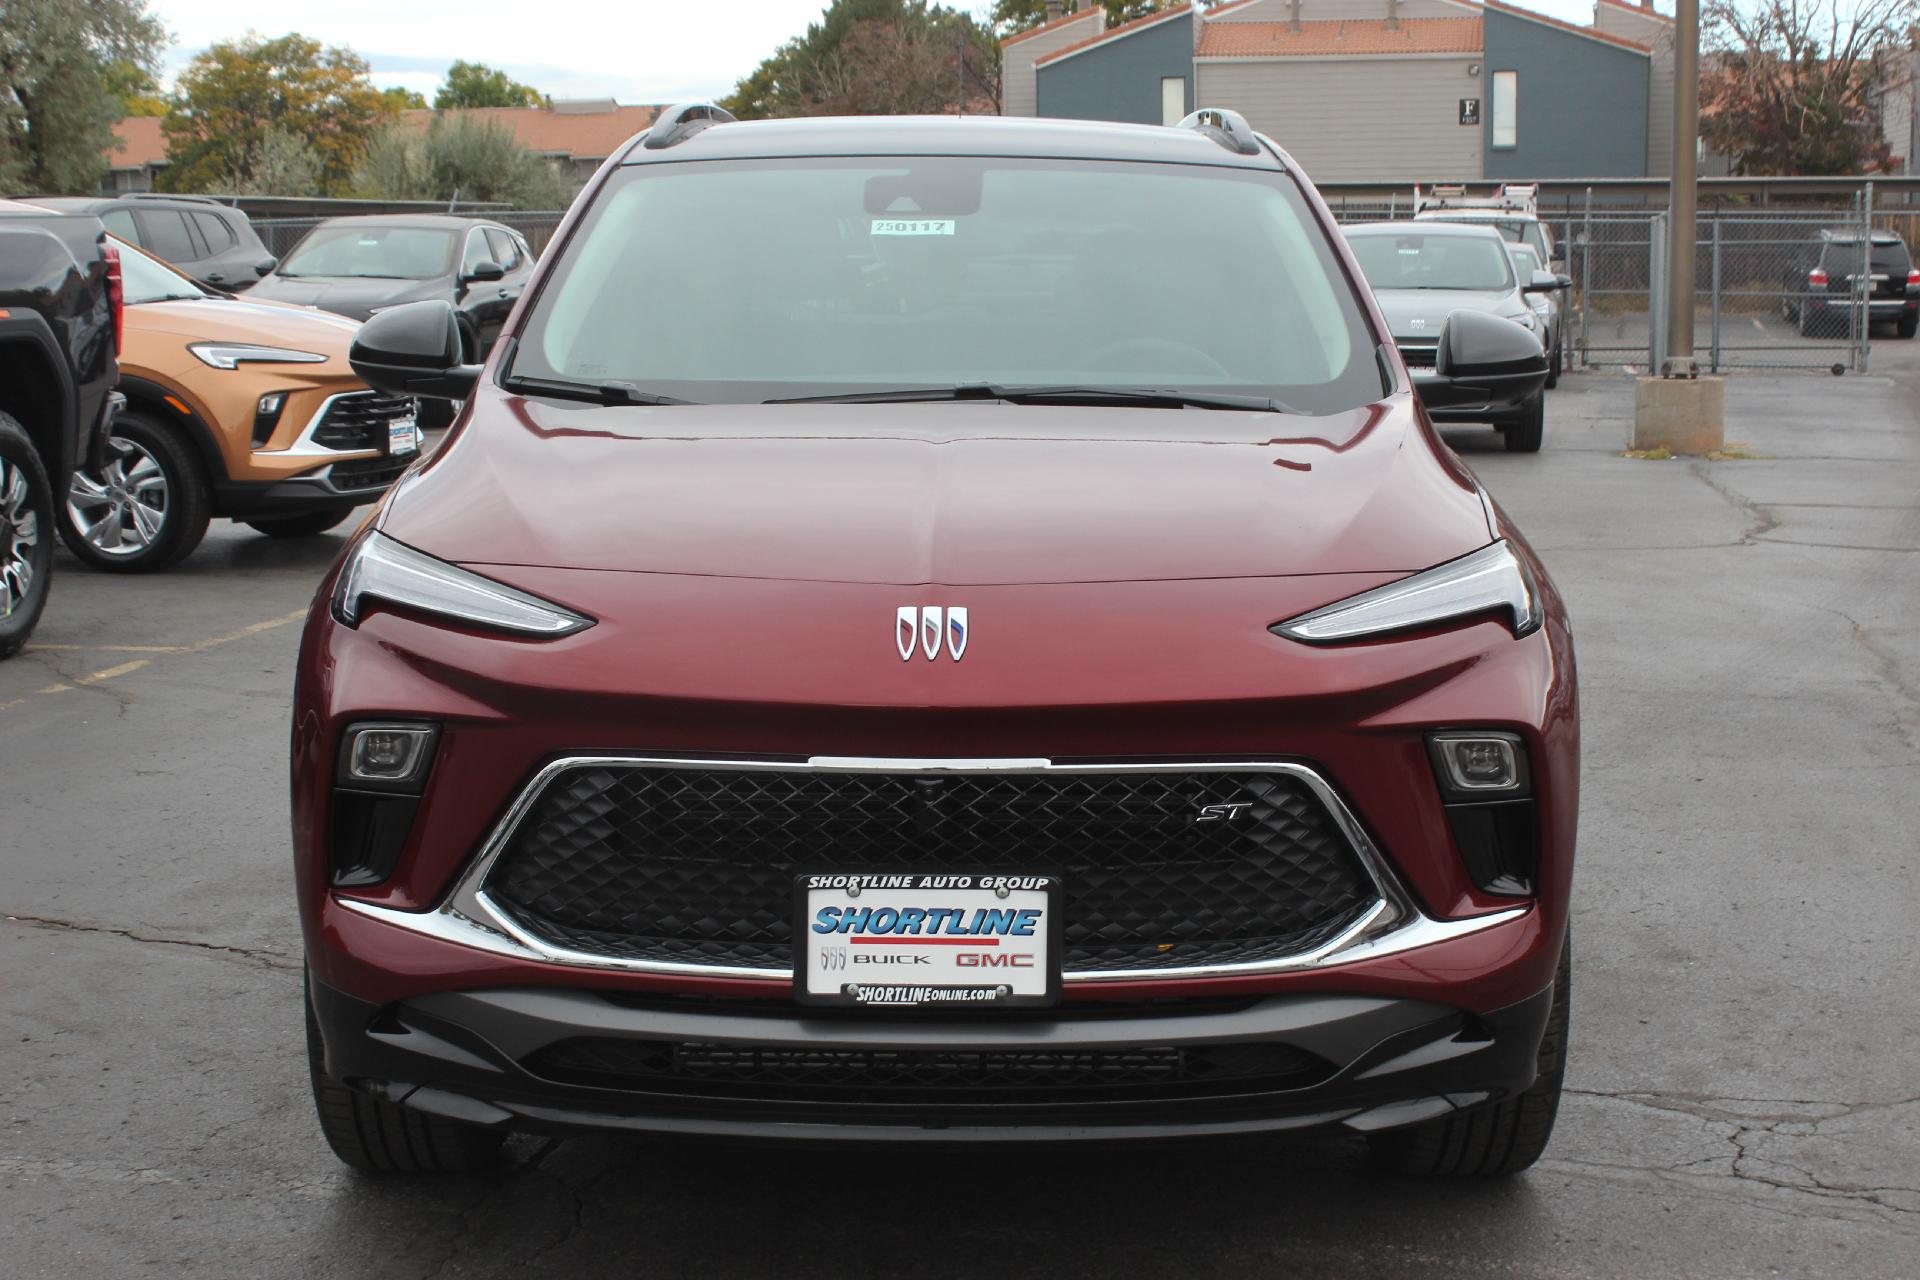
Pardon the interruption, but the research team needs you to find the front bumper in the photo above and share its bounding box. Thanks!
[309,969,1556,1142]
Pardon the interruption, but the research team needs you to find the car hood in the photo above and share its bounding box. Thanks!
[126,296,359,354]
[379,396,1490,585]
[245,275,435,320]
[1371,289,1527,342]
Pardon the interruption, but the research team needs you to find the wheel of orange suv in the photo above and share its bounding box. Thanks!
[59,412,210,573]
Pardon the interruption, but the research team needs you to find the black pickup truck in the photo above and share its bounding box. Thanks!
[0,198,121,657]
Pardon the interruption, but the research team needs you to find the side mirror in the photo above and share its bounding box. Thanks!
[463,260,505,284]
[1523,270,1567,294]
[348,299,480,401]
[255,256,278,277]
[1411,309,1549,413]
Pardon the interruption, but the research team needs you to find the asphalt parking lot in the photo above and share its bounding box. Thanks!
[4,353,1917,1277]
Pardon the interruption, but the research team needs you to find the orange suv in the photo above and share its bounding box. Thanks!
[57,239,421,572]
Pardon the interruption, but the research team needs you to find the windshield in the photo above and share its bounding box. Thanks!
[1348,232,1516,292]
[279,225,454,279]
[116,239,207,304]
[510,157,1383,414]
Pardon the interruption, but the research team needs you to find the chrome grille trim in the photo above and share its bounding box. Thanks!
[337,756,1528,983]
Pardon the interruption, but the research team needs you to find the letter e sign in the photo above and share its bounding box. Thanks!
[1460,98,1481,126]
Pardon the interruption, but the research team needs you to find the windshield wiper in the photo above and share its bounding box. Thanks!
[767,383,1288,412]
[501,375,693,406]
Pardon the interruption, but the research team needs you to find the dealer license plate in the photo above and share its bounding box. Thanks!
[388,415,420,456]
[795,873,1061,1007]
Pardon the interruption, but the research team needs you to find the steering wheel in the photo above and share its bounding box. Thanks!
[1075,337,1232,379]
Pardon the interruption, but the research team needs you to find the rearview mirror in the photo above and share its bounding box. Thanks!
[254,256,277,277]
[1411,309,1549,413]
[1523,270,1568,294]
[462,260,505,284]
[349,299,480,401]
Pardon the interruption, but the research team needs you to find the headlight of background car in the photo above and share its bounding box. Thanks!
[332,531,594,637]
[1272,541,1540,643]
[188,343,329,369]
[1502,310,1538,330]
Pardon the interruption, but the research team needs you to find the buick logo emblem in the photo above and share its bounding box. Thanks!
[897,605,967,661]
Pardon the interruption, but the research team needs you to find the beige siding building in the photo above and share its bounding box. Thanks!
[1002,6,1106,119]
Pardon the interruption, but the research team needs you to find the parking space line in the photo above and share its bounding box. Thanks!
[4,609,309,713]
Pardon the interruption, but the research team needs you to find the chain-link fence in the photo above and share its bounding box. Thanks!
[1332,198,1889,374]
[252,211,569,261]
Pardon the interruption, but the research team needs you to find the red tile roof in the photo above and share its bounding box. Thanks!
[1483,0,1651,52]
[1195,17,1484,58]
[109,116,167,169]
[1001,4,1104,48]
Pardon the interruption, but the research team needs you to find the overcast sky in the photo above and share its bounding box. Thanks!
[148,0,1609,104]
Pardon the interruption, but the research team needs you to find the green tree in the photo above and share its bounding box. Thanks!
[353,113,572,209]
[0,0,168,193]
[103,60,166,116]
[433,60,543,109]
[724,0,998,120]
[225,126,322,196]
[380,86,428,112]
[162,33,393,195]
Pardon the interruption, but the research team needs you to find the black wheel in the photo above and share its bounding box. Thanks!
[0,413,56,660]
[1501,393,1545,454]
[306,983,503,1174]
[245,506,356,538]
[1544,334,1561,390]
[1899,312,1917,339]
[58,411,211,573]
[1368,936,1570,1177]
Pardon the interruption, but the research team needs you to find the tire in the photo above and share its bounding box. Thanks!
[1368,935,1571,1177]
[58,411,211,573]
[1544,333,1561,390]
[0,414,56,660]
[1899,312,1917,339]
[1502,393,1545,454]
[305,983,503,1174]
[245,506,356,538]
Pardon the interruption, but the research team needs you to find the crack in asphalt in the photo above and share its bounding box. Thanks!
[1562,1088,1920,1220]
[1807,606,1920,754]
[1685,461,1781,544]
[2,912,298,970]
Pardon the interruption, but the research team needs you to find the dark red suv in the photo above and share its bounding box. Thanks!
[295,105,1574,1177]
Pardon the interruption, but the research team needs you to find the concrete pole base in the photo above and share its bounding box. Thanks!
[1633,376,1725,454]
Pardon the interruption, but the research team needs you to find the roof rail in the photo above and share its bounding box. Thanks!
[1175,108,1262,157]
[124,192,223,205]
[643,101,737,151]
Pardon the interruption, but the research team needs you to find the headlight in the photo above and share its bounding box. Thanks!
[1272,541,1540,643]
[332,531,594,637]
[188,343,329,369]
[1503,310,1538,330]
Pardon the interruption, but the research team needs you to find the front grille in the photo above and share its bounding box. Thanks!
[521,1036,1335,1103]
[325,455,412,492]
[483,765,1380,974]
[1397,341,1440,369]
[310,392,416,451]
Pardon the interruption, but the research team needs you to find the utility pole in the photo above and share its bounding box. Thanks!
[1664,0,1700,377]
[1634,0,1724,452]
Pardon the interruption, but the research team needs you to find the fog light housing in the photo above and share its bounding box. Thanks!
[337,722,438,792]
[1428,732,1527,797]
[251,392,288,446]
[1427,730,1536,897]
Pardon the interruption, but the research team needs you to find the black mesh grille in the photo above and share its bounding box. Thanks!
[521,1036,1335,1103]
[484,766,1379,973]
[1398,341,1440,369]
[326,455,412,492]
[311,392,416,451]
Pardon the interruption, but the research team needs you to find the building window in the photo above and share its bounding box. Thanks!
[1161,77,1185,127]
[1491,71,1518,149]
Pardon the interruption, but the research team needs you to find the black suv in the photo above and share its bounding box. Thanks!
[27,195,277,290]
[1783,229,1918,338]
